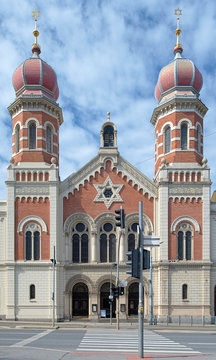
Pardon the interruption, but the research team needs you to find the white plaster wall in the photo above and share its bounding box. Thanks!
[15,264,52,319]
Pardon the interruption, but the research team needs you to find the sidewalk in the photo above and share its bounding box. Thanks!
[1,318,216,331]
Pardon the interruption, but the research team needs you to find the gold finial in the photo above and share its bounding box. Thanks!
[174,8,183,54]
[32,10,41,53]
[107,112,110,121]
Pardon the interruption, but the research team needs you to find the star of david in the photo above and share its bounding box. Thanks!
[94,176,123,209]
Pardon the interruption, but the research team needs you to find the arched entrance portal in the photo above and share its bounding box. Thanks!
[72,282,89,317]
[100,282,116,318]
[128,282,139,316]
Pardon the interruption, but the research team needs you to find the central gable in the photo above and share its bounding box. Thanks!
[61,154,157,223]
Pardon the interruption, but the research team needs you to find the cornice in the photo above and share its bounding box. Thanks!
[151,97,208,126]
[8,96,63,125]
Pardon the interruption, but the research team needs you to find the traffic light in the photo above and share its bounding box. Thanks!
[113,286,119,298]
[126,248,140,278]
[119,287,124,295]
[115,208,125,228]
[143,249,150,270]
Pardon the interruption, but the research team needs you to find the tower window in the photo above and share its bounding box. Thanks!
[72,222,89,263]
[103,125,114,147]
[46,126,52,153]
[164,126,171,153]
[177,223,192,260]
[30,284,35,300]
[181,123,188,150]
[15,124,20,153]
[182,284,188,300]
[197,125,201,153]
[29,122,36,149]
[25,223,41,260]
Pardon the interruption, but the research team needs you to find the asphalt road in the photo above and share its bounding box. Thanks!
[0,326,216,359]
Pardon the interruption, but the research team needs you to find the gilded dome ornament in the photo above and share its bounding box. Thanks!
[32,10,41,54]
[174,8,183,54]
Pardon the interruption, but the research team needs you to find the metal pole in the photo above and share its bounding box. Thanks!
[116,230,122,330]
[139,201,144,358]
[149,252,153,325]
[52,246,55,328]
[110,265,112,325]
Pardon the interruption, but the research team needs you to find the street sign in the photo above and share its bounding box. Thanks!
[120,281,127,287]
[143,236,160,247]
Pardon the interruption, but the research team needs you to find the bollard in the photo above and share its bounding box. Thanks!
[203,315,205,327]
[190,315,193,327]
[178,315,181,326]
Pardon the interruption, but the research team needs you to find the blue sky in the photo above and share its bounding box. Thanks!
[0,0,216,199]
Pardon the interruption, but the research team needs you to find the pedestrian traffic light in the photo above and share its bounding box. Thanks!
[143,249,150,270]
[119,287,124,295]
[113,286,119,297]
[126,248,140,278]
[115,208,125,228]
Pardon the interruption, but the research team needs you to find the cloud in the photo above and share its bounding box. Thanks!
[0,0,215,201]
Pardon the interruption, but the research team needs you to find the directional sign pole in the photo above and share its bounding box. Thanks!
[139,201,144,358]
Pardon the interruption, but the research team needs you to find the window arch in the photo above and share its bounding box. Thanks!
[181,123,188,150]
[197,124,201,153]
[164,126,171,153]
[30,284,35,300]
[103,125,114,147]
[15,124,20,153]
[28,122,36,149]
[177,223,192,260]
[182,284,188,300]
[100,222,116,262]
[46,125,52,153]
[72,222,88,263]
[24,223,41,260]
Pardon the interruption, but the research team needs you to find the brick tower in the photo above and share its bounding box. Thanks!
[150,10,211,316]
[5,12,63,319]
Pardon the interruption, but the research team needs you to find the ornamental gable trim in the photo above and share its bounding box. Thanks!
[60,154,158,199]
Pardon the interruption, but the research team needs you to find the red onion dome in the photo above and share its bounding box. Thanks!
[155,49,203,103]
[12,50,59,102]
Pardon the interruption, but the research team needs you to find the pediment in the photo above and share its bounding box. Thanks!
[60,153,158,199]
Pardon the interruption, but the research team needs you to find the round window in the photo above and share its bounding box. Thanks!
[103,223,113,232]
[76,223,85,232]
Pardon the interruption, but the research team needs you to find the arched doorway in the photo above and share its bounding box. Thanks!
[128,282,139,316]
[100,282,116,318]
[72,282,89,317]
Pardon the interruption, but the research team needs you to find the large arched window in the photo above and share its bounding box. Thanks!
[28,122,36,149]
[177,223,192,260]
[181,123,188,150]
[100,222,116,262]
[103,125,114,147]
[164,126,171,153]
[72,222,88,263]
[197,125,201,153]
[127,222,139,251]
[15,124,20,153]
[46,125,52,153]
[25,223,40,260]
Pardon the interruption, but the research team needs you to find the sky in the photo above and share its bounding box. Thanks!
[0,0,216,199]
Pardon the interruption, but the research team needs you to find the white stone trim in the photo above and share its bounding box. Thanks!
[171,216,200,233]
[18,216,48,233]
